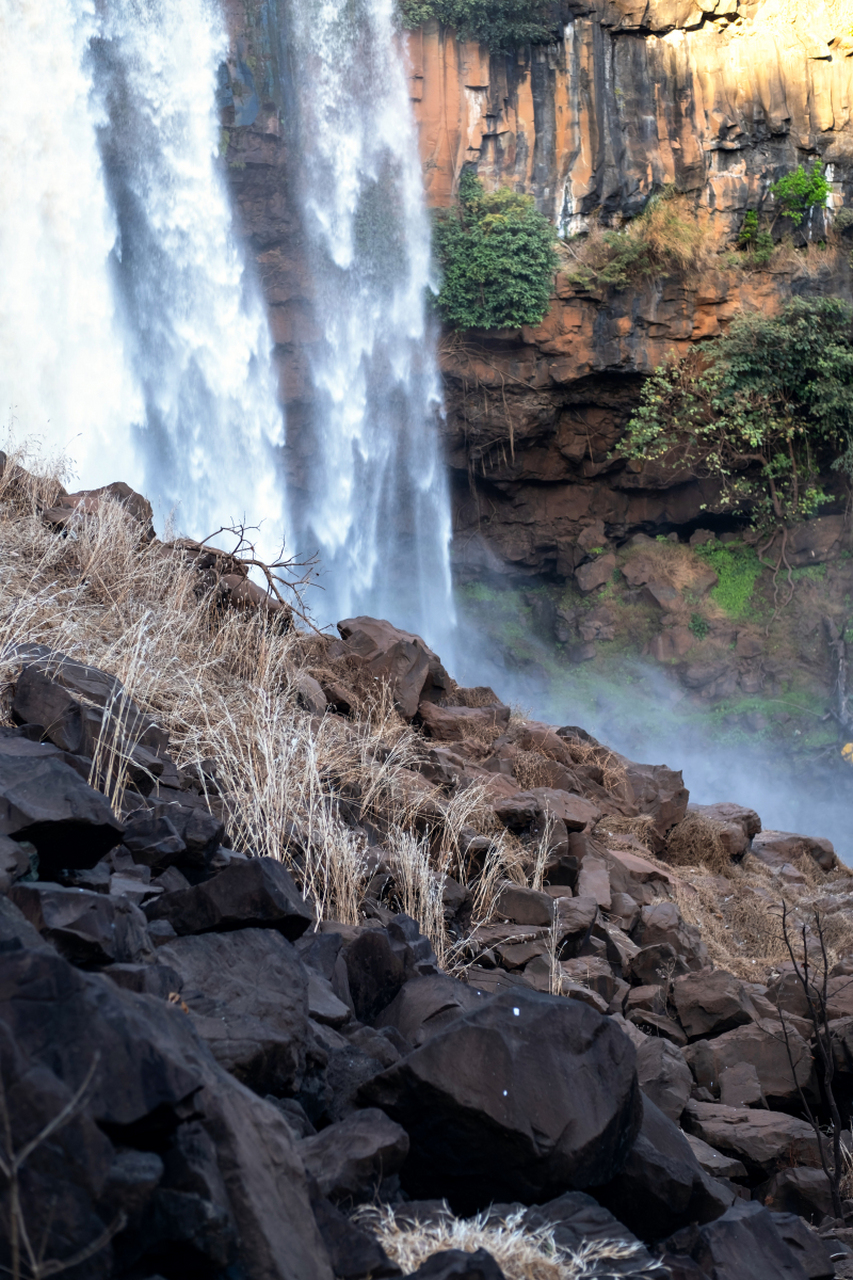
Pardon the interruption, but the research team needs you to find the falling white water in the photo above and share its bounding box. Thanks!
[0,0,143,484]
[280,0,455,649]
[95,0,285,548]
[0,0,284,552]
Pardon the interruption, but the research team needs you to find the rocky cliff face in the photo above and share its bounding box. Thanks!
[221,0,853,583]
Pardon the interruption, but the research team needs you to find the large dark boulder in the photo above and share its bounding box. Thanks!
[360,988,641,1210]
[407,1250,506,1280]
[145,855,313,938]
[0,939,334,1280]
[0,733,123,877]
[666,1200,829,1280]
[595,1096,733,1240]
[156,928,311,1094]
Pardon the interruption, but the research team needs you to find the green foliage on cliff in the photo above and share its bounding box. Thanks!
[695,542,763,618]
[770,160,831,227]
[621,296,853,529]
[397,0,558,52]
[431,171,558,330]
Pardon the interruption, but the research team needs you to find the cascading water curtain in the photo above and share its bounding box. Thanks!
[0,0,285,554]
[93,0,286,549]
[0,0,143,484]
[279,0,456,651]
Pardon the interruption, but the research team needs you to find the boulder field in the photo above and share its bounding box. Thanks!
[3,479,853,1280]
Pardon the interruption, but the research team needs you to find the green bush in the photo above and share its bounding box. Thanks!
[688,612,710,639]
[736,210,774,265]
[770,160,831,227]
[432,170,558,330]
[397,0,558,51]
[621,296,853,529]
[696,543,763,618]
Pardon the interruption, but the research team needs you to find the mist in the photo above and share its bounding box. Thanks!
[453,627,853,866]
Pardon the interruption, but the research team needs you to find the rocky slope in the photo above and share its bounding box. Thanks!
[3,459,853,1279]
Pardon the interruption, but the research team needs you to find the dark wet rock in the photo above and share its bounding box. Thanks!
[0,733,123,878]
[156,928,310,1094]
[636,1036,693,1123]
[407,1250,506,1280]
[145,855,313,938]
[360,988,641,1210]
[298,1108,409,1202]
[682,1101,821,1178]
[672,969,757,1040]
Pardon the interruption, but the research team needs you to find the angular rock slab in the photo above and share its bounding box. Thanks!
[337,617,450,719]
[0,732,123,877]
[9,881,151,966]
[146,855,313,938]
[683,1101,821,1177]
[298,1108,409,1201]
[156,928,310,1095]
[361,988,641,1209]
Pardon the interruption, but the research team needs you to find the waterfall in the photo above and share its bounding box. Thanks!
[1,0,284,552]
[279,0,455,649]
[94,0,286,548]
[0,0,143,483]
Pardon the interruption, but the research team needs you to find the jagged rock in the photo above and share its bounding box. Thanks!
[309,1191,399,1280]
[342,917,438,1023]
[682,1101,821,1177]
[493,788,600,834]
[376,974,487,1046]
[666,1200,819,1279]
[494,883,554,926]
[686,802,761,857]
[121,810,188,871]
[0,832,34,890]
[309,973,352,1027]
[719,1062,765,1109]
[298,1108,409,1202]
[576,554,616,593]
[672,969,757,1040]
[772,1212,836,1278]
[629,942,694,987]
[0,938,334,1280]
[336,617,450,719]
[0,733,124,878]
[604,847,676,904]
[156,928,311,1094]
[756,1167,834,1223]
[145,855,313,938]
[633,902,708,971]
[41,482,154,536]
[518,1191,657,1273]
[684,1133,747,1181]
[577,854,611,908]
[360,988,641,1209]
[418,702,510,741]
[685,1020,815,1106]
[596,1095,733,1239]
[751,830,837,873]
[9,881,151,966]
[636,1036,693,1123]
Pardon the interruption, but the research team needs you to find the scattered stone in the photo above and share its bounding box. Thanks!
[9,881,151,965]
[683,1101,821,1176]
[673,968,757,1040]
[636,1036,693,1123]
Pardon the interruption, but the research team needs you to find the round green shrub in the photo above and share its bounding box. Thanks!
[432,171,558,331]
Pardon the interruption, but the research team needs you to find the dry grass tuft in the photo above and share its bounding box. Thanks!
[593,814,656,854]
[513,749,553,791]
[354,1204,663,1280]
[563,739,628,794]
[664,813,733,876]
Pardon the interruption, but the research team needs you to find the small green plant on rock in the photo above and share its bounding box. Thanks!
[688,612,709,639]
[770,159,831,228]
[432,170,558,330]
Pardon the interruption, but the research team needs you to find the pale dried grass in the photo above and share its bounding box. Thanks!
[664,813,733,876]
[513,749,553,791]
[354,1204,663,1280]
[563,739,628,794]
[593,814,656,853]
